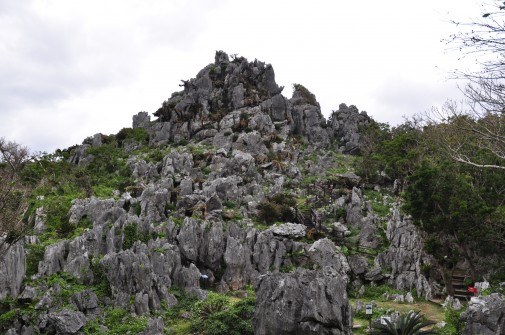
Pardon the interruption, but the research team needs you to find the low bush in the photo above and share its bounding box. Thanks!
[190,294,255,335]
[257,192,296,224]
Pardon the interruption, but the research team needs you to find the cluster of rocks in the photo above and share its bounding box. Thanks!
[0,51,441,334]
[129,51,371,154]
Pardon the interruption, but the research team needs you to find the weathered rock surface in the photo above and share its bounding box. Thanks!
[0,50,436,334]
[0,242,26,299]
[254,267,352,335]
[376,206,432,299]
[46,309,86,334]
[461,294,505,335]
[329,103,371,154]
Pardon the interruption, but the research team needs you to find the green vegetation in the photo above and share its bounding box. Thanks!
[356,115,505,282]
[84,307,148,334]
[190,292,255,335]
[293,83,317,106]
[256,192,297,224]
[122,224,158,250]
[24,243,45,277]
[351,299,444,335]
[439,307,464,335]
[116,127,149,147]
[162,287,255,335]
[89,255,112,297]
[350,284,416,301]
[367,311,436,335]
[364,190,392,217]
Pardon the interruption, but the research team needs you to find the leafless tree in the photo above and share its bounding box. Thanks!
[428,100,505,170]
[0,138,31,257]
[435,1,505,170]
[446,1,505,81]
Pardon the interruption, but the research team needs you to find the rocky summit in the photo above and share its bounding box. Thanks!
[0,51,504,334]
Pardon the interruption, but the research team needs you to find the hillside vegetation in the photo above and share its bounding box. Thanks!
[0,51,504,334]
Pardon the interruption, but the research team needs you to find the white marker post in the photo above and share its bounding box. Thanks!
[365,304,373,329]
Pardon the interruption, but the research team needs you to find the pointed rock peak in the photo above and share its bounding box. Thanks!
[214,50,230,65]
[153,51,284,124]
[291,83,319,107]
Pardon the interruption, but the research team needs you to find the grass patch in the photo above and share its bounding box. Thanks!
[350,299,445,335]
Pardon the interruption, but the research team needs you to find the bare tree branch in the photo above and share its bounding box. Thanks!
[0,138,31,258]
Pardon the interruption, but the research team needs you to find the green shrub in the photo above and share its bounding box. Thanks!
[94,307,148,334]
[116,127,149,147]
[131,202,142,216]
[439,307,463,335]
[193,292,229,320]
[190,295,255,335]
[293,84,317,106]
[25,244,46,277]
[122,224,137,250]
[0,309,17,330]
[89,255,112,297]
[257,193,296,224]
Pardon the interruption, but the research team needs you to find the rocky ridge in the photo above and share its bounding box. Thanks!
[0,51,433,334]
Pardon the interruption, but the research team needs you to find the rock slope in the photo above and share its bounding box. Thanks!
[0,51,433,334]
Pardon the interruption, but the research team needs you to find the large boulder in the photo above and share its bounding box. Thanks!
[461,294,505,335]
[376,206,432,299]
[254,267,352,335]
[0,242,26,299]
[328,103,371,154]
[46,309,86,334]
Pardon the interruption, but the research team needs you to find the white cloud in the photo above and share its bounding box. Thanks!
[0,0,486,152]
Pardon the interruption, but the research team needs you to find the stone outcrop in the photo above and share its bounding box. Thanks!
[0,241,26,299]
[461,294,505,335]
[125,51,369,155]
[254,267,352,335]
[329,103,371,154]
[376,206,432,299]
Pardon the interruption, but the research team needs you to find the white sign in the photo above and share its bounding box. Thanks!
[380,316,391,325]
[365,304,373,315]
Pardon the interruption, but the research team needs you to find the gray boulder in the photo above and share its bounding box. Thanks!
[254,267,352,335]
[376,206,432,299]
[348,255,369,276]
[461,294,505,335]
[329,104,371,155]
[38,240,69,276]
[133,111,151,129]
[307,238,350,281]
[72,290,98,314]
[0,242,26,299]
[271,223,306,238]
[47,309,86,334]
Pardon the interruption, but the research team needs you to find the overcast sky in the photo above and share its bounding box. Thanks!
[0,0,484,153]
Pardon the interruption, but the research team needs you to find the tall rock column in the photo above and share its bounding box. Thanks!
[0,241,26,299]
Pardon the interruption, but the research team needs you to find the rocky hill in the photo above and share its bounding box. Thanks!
[1,51,498,335]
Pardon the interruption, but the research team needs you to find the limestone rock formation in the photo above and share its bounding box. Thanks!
[0,50,436,334]
[376,206,432,299]
[254,267,352,335]
[0,241,25,300]
[461,294,505,335]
